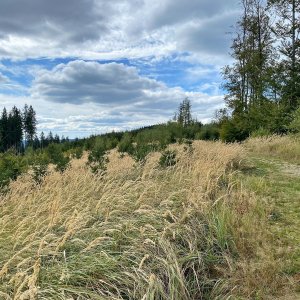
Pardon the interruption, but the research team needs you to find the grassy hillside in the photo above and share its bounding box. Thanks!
[0,140,297,299]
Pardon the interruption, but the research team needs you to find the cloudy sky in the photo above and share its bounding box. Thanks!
[0,0,240,138]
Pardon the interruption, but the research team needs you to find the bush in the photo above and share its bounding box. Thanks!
[31,152,49,184]
[69,147,84,159]
[87,138,109,173]
[118,132,134,154]
[46,144,70,173]
[196,124,220,141]
[250,127,271,138]
[220,119,249,142]
[159,150,177,167]
[288,108,300,133]
[0,151,27,189]
[132,143,157,162]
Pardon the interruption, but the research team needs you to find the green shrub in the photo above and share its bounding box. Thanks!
[250,127,271,138]
[87,138,109,173]
[132,143,155,162]
[220,120,249,142]
[288,108,300,133]
[118,132,134,154]
[31,152,49,184]
[196,124,220,141]
[69,147,84,159]
[46,144,70,173]
[0,151,27,189]
[159,150,177,167]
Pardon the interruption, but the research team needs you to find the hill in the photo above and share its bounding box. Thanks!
[0,137,299,299]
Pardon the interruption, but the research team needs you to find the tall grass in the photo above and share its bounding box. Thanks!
[245,134,300,164]
[0,141,284,299]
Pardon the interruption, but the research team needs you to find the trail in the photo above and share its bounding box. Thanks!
[247,155,300,298]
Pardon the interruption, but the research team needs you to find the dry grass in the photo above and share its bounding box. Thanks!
[245,134,300,164]
[0,141,285,299]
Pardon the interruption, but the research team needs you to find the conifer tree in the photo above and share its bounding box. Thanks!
[176,98,193,126]
[8,106,23,151]
[23,104,37,145]
[0,108,9,151]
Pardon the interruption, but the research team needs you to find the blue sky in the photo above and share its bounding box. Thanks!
[0,0,239,138]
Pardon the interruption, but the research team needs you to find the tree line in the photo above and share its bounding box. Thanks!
[0,105,37,152]
[220,0,300,141]
[0,105,73,153]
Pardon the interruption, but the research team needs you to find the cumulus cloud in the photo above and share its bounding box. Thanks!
[0,0,239,62]
[31,60,222,109]
[0,1,236,137]
[27,60,224,136]
[31,60,164,105]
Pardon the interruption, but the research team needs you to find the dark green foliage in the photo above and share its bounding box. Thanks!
[0,151,27,189]
[288,107,300,132]
[175,98,193,126]
[159,150,177,167]
[118,132,134,154]
[220,119,249,142]
[30,152,49,184]
[196,124,220,141]
[46,144,70,173]
[23,104,37,145]
[132,143,158,162]
[69,147,84,159]
[7,106,23,152]
[220,0,300,141]
[87,137,111,173]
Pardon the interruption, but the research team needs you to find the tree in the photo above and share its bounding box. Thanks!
[268,0,300,109]
[176,98,193,126]
[23,104,37,146]
[223,0,275,114]
[0,108,9,151]
[221,0,284,139]
[40,131,46,149]
[8,106,23,152]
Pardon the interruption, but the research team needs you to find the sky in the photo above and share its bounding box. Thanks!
[0,0,240,138]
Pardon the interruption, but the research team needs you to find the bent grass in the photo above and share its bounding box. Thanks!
[0,141,287,299]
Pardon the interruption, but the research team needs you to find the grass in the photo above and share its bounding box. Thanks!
[239,136,300,297]
[0,140,295,299]
[245,134,300,164]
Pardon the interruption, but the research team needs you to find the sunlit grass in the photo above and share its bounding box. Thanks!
[0,141,287,299]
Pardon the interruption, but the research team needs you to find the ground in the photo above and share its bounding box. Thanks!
[239,147,300,298]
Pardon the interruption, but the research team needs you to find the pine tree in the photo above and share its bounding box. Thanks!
[176,98,193,126]
[40,131,46,148]
[23,104,37,146]
[8,106,23,152]
[0,108,9,151]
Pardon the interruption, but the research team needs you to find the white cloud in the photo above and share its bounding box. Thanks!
[0,0,237,136]
[0,0,239,63]
[0,60,224,137]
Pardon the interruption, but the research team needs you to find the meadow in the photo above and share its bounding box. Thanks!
[0,139,298,299]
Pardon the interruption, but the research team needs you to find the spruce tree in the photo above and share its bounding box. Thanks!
[23,104,37,146]
[0,108,9,151]
[8,106,23,152]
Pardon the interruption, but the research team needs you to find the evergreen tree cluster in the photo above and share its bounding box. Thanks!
[0,105,37,152]
[221,0,300,141]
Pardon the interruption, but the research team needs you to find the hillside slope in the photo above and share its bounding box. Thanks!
[0,140,297,299]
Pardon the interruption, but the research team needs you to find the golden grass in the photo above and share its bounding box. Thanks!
[245,134,300,164]
[0,141,286,299]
